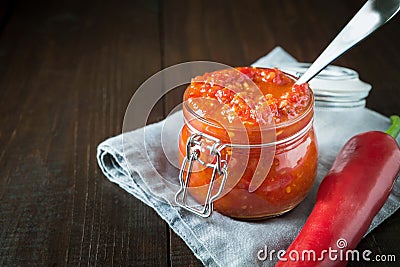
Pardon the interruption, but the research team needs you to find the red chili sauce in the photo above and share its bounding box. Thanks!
[179,67,318,219]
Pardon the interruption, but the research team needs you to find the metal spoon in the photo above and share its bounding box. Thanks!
[295,0,400,85]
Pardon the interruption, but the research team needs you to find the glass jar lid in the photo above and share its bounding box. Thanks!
[277,63,372,108]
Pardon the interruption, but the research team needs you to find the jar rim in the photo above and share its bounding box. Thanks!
[183,113,314,148]
[183,91,314,132]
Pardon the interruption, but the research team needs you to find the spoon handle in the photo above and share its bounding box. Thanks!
[295,0,400,85]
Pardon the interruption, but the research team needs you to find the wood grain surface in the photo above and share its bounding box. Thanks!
[0,0,399,266]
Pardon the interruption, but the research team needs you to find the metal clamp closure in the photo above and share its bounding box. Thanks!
[175,133,228,217]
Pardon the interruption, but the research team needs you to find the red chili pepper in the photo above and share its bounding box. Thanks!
[276,115,400,267]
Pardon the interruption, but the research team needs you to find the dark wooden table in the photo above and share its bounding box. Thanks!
[1,0,399,266]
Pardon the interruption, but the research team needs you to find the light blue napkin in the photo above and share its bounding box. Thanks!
[97,47,400,266]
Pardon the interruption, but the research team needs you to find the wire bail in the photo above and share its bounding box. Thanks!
[175,132,228,217]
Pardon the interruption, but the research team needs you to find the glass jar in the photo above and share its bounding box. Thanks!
[175,67,318,219]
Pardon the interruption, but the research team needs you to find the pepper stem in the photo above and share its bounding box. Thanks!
[385,115,400,139]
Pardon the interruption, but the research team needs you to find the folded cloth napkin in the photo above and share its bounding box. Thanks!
[97,47,400,266]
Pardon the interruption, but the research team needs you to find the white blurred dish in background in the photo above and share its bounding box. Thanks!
[279,63,372,108]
